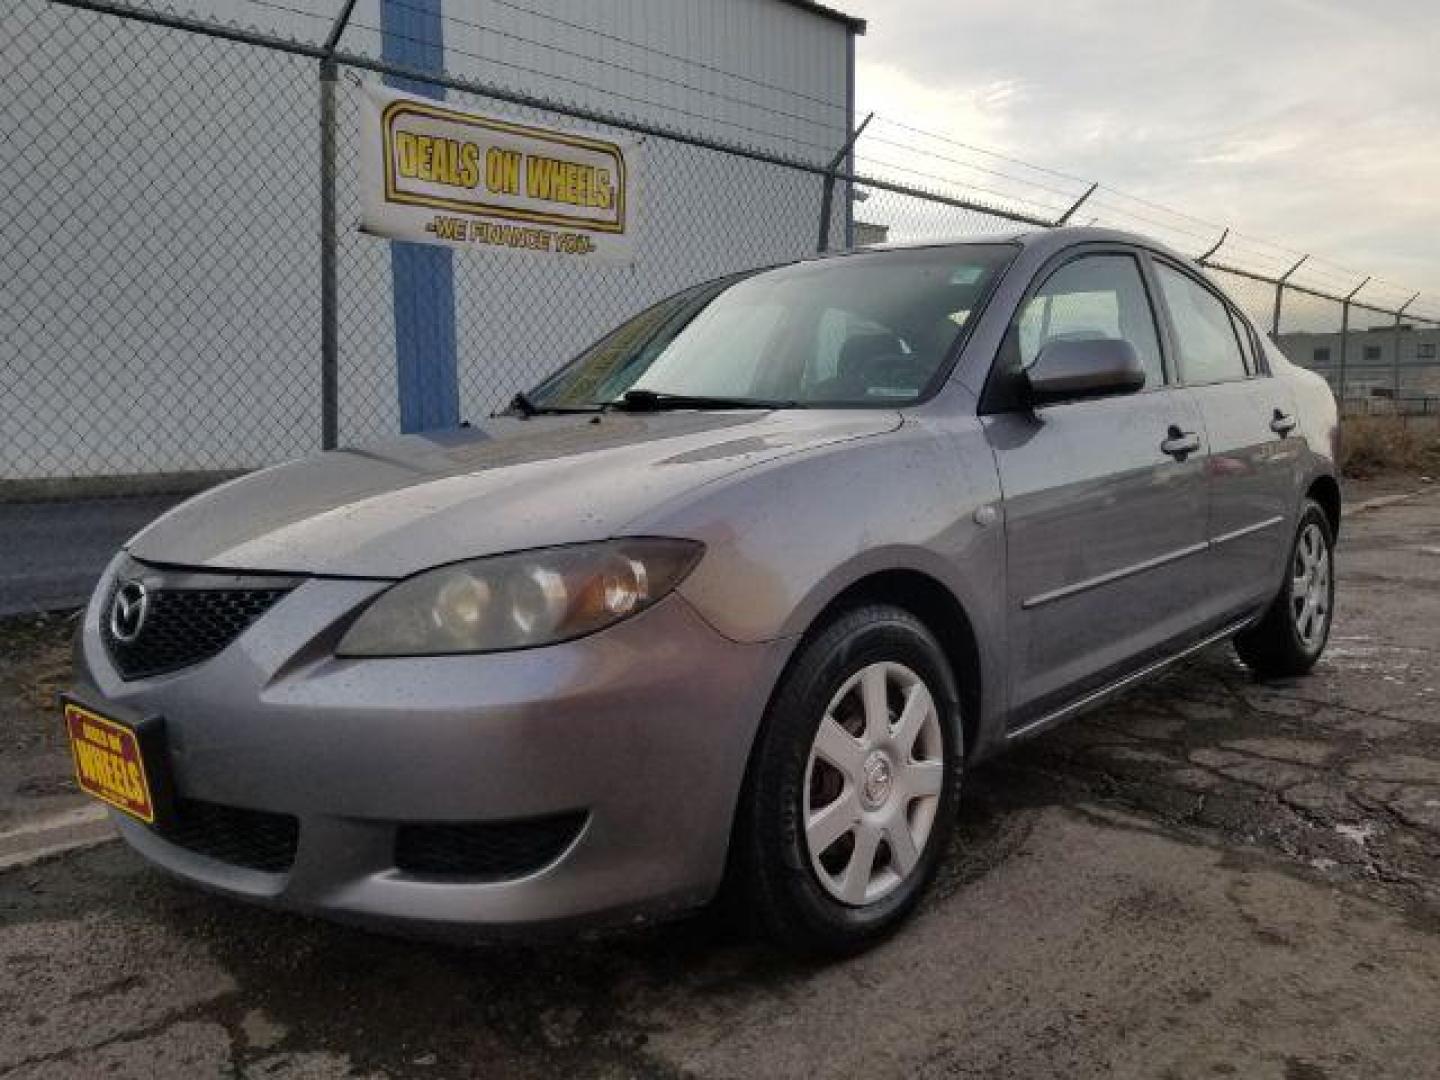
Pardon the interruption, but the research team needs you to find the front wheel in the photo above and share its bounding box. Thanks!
[732,605,963,957]
[1234,499,1335,677]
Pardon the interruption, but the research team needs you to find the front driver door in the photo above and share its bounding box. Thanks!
[981,249,1212,730]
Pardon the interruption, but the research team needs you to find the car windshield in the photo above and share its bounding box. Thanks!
[525,244,1018,410]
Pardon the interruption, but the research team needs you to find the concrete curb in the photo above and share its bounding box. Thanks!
[1348,486,1434,515]
[0,804,117,872]
[0,470,245,504]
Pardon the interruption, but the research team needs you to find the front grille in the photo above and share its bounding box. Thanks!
[103,584,291,680]
[158,798,300,874]
[395,813,587,880]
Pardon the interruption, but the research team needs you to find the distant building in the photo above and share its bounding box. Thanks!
[853,221,891,246]
[1275,324,1440,399]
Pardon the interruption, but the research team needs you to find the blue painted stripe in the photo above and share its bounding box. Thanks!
[380,0,459,433]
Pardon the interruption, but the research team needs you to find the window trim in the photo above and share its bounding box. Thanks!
[907,242,1025,406]
[1144,253,1266,387]
[1229,308,1257,376]
[1236,304,1272,377]
[979,242,1173,415]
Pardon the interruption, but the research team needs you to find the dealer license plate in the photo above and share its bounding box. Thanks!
[64,701,159,824]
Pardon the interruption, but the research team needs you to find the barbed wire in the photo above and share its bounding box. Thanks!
[864,114,1091,185]
[6,0,1439,486]
[853,115,1437,321]
[342,18,843,158]
[364,0,850,115]
[245,0,849,140]
[123,0,1437,324]
[856,157,1072,220]
[858,131,1090,203]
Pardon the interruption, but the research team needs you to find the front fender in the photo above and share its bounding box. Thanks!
[627,415,1011,752]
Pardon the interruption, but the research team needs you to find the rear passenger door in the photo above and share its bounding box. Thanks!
[982,248,1212,729]
[1149,260,1300,620]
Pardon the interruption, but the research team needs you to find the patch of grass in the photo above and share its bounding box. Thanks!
[1340,416,1440,479]
[21,633,74,712]
[0,614,74,756]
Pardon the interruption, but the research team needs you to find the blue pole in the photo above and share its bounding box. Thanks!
[380,0,459,432]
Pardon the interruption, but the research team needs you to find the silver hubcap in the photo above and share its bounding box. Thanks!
[1291,522,1331,650]
[803,661,945,907]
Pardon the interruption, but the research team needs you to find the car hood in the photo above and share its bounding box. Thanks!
[128,410,900,577]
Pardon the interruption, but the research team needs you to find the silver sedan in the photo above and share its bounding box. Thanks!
[67,227,1340,955]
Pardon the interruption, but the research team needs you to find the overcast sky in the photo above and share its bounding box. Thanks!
[843,0,1439,306]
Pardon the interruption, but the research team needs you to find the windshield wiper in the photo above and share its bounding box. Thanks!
[501,391,601,419]
[614,390,797,412]
[507,391,539,418]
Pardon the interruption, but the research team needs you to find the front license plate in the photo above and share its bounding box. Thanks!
[64,702,159,824]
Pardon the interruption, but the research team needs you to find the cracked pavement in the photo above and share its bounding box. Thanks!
[1,483,1438,1079]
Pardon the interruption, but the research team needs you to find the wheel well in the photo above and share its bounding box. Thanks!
[809,570,982,753]
[1308,474,1341,538]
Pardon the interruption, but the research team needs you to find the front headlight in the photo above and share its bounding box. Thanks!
[336,539,704,657]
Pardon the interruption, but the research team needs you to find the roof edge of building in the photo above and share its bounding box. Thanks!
[772,0,867,34]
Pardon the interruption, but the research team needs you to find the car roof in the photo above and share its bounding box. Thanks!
[827,226,1194,267]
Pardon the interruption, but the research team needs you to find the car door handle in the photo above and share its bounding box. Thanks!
[1270,410,1297,436]
[1161,426,1200,460]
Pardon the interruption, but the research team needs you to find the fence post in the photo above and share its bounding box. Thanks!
[1393,293,1419,403]
[816,174,836,255]
[817,112,873,253]
[1337,300,1350,404]
[318,60,340,451]
[1196,227,1229,267]
[1271,254,1308,339]
[318,0,358,452]
[1054,182,1098,226]
[1337,276,1369,406]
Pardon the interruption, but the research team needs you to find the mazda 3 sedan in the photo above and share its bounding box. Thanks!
[67,227,1340,955]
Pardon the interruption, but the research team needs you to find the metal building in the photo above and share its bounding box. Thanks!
[1,0,863,480]
[1277,325,1440,401]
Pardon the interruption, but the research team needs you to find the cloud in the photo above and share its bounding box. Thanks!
[842,0,1440,301]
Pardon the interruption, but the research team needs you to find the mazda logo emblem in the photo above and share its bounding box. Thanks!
[110,580,150,643]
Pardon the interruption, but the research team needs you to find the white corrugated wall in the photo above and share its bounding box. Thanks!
[1,0,855,477]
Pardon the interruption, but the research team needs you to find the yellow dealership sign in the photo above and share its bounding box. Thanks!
[360,84,639,263]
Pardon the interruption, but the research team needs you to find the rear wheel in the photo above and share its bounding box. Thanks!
[1234,499,1335,677]
[732,605,963,956]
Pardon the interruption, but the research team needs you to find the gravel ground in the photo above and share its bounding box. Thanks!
[0,610,81,830]
[1,480,1437,1079]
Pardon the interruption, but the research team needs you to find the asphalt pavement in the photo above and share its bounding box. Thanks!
[1,483,1437,1078]
[0,497,182,616]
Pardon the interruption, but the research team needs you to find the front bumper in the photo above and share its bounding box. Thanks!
[74,556,792,930]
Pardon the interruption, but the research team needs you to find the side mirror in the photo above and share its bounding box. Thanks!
[1025,338,1146,406]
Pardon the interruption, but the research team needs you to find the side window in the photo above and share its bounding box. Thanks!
[1012,254,1166,390]
[1155,264,1249,384]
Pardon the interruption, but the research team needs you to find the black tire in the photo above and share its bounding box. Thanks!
[730,604,963,957]
[1234,498,1335,678]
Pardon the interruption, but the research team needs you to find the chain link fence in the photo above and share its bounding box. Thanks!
[846,116,1440,414]
[4,0,1438,482]
[2,0,322,478]
[331,75,838,447]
